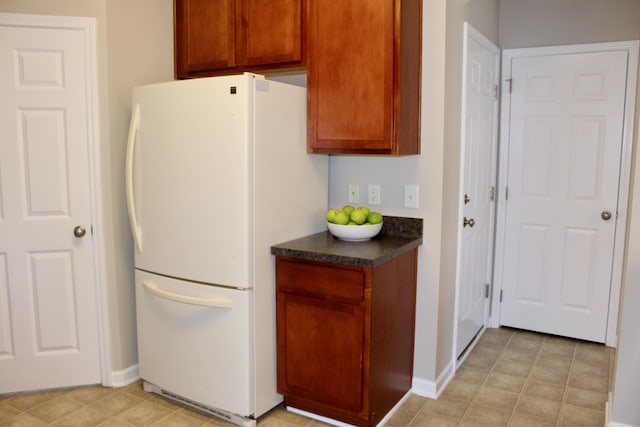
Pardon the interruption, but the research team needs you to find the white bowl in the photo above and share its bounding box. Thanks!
[327,222,383,242]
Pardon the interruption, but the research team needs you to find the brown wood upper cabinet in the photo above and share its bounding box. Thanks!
[307,0,422,155]
[175,0,305,78]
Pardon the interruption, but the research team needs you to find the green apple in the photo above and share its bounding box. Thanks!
[350,209,367,225]
[357,206,370,217]
[342,205,355,215]
[326,208,339,223]
[334,210,350,225]
[367,211,383,225]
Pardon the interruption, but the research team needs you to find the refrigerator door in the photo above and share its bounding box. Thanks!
[127,75,253,287]
[135,269,253,416]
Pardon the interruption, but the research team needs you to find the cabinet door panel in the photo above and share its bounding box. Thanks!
[308,0,394,153]
[239,0,303,66]
[175,0,237,76]
[277,294,364,413]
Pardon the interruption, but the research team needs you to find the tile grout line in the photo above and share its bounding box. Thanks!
[557,339,578,426]
[458,329,517,425]
[502,332,545,427]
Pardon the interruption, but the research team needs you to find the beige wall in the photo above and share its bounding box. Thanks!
[0,0,174,376]
[499,1,640,424]
[104,0,173,373]
[500,0,640,48]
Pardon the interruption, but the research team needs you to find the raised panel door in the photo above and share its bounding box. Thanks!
[307,0,394,153]
[239,0,303,66]
[175,0,236,77]
[277,292,365,413]
[0,15,101,393]
[499,50,629,342]
[307,0,421,155]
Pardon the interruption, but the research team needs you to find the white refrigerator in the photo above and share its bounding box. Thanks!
[125,73,328,426]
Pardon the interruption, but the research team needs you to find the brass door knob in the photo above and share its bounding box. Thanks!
[74,225,86,238]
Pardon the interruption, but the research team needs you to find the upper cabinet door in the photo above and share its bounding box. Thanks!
[175,0,305,78]
[238,0,303,67]
[174,0,237,76]
[307,0,422,155]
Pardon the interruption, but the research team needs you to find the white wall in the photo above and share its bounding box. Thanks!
[0,0,174,375]
[499,1,640,425]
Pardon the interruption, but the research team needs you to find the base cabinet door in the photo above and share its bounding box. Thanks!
[277,293,365,413]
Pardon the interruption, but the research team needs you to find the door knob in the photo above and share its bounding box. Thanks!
[601,211,612,221]
[463,217,475,228]
[73,225,86,238]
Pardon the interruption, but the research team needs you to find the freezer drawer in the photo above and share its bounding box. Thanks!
[135,269,253,417]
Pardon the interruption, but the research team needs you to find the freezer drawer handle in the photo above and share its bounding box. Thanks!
[143,281,233,308]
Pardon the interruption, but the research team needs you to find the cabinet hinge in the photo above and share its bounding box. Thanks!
[490,186,495,202]
[505,187,509,201]
[484,283,490,298]
[506,78,512,93]
[493,84,499,100]
[499,290,503,303]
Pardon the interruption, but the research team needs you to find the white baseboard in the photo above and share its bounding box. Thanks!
[288,390,413,427]
[608,422,637,427]
[104,364,139,388]
[287,407,355,427]
[411,361,455,400]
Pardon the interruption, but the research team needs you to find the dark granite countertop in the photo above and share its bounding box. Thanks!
[270,216,423,268]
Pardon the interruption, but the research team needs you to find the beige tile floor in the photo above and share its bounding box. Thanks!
[0,327,614,426]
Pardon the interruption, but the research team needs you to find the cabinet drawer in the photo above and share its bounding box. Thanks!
[276,258,365,302]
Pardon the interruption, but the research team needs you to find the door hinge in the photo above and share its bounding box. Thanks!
[505,187,509,201]
[506,78,512,93]
[91,225,94,236]
[499,290,503,302]
[490,186,495,202]
[485,283,490,298]
[493,84,499,100]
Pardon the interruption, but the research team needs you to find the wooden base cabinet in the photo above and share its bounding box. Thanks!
[275,250,418,427]
[306,0,422,155]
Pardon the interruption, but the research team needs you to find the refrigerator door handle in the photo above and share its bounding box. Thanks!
[126,103,143,252]
[143,281,233,308]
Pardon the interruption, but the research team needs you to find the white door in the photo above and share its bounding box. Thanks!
[0,15,101,392]
[455,24,499,358]
[497,47,631,343]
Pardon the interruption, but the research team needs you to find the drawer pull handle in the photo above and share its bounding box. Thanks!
[143,281,232,308]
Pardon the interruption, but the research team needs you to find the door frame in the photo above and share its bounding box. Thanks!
[491,40,639,347]
[453,22,500,368]
[0,13,111,384]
